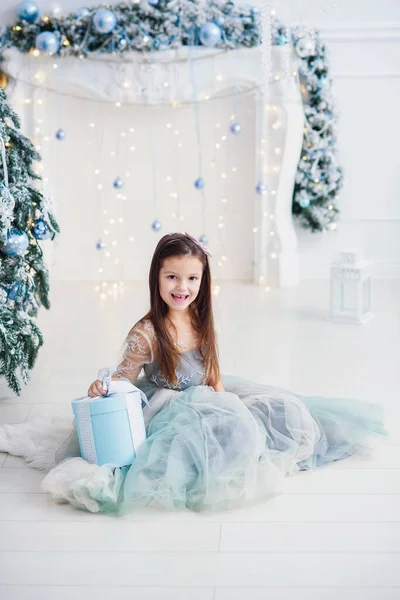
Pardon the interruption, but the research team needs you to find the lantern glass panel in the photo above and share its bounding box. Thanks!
[363,277,371,313]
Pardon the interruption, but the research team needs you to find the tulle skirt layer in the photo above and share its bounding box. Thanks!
[40,375,387,514]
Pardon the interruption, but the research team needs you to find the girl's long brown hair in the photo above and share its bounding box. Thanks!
[142,233,220,387]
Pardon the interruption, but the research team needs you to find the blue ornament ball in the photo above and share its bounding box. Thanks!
[75,7,90,19]
[8,282,25,301]
[35,31,59,56]
[55,128,65,141]
[230,122,241,135]
[32,218,51,240]
[199,234,208,246]
[256,183,267,195]
[92,9,117,34]
[199,22,222,47]
[113,177,124,189]
[17,0,40,23]
[96,239,106,250]
[194,177,205,190]
[215,16,225,26]
[148,0,160,5]
[299,197,311,208]
[276,33,289,46]
[151,220,162,232]
[1,229,29,256]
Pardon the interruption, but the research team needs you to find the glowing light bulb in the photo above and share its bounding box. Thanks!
[253,228,258,233]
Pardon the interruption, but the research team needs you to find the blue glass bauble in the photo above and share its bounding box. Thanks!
[92,9,117,34]
[8,282,25,301]
[17,0,40,23]
[118,37,128,49]
[148,0,160,5]
[276,33,289,46]
[230,122,241,135]
[299,197,311,208]
[199,234,208,246]
[215,16,225,26]
[199,22,222,47]
[36,31,59,56]
[75,7,90,19]
[151,220,162,232]
[194,177,205,190]
[113,177,124,189]
[1,229,29,256]
[256,183,266,195]
[96,239,105,250]
[55,128,65,140]
[32,218,51,240]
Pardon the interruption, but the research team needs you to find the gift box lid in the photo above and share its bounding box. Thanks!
[72,391,141,416]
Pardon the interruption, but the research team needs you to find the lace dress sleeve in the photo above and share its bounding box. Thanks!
[113,320,155,383]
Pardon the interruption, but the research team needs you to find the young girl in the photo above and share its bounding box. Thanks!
[0,233,387,513]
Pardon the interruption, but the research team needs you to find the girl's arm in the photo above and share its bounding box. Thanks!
[213,379,225,392]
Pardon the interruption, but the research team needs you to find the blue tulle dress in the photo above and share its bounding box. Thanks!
[34,320,387,514]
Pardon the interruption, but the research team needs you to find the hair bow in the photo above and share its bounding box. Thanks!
[184,232,212,258]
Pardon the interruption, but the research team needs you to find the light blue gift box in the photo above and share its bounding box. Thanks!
[72,385,147,468]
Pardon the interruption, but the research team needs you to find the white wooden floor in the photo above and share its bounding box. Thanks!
[0,279,399,600]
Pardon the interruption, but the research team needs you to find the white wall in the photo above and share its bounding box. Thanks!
[1,0,399,281]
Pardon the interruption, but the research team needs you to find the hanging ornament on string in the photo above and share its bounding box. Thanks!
[92,9,117,34]
[199,22,222,47]
[35,31,60,55]
[55,128,65,141]
[75,7,90,19]
[194,177,205,190]
[1,229,29,256]
[199,234,208,246]
[230,122,241,135]
[96,239,106,250]
[151,220,162,232]
[17,0,40,22]
[256,183,267,195]
[113,177,124,189]
[31,218,51,240]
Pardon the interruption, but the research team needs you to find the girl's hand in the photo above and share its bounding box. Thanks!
[87,379,107,398]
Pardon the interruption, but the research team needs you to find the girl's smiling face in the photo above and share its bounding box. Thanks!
[159,255,203,313]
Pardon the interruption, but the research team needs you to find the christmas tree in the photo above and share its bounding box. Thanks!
[0,87,59,395]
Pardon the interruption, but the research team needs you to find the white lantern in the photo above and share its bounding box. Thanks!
[329,248,373,324]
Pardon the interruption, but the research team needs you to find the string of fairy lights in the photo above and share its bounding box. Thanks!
[9,49,294,300]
